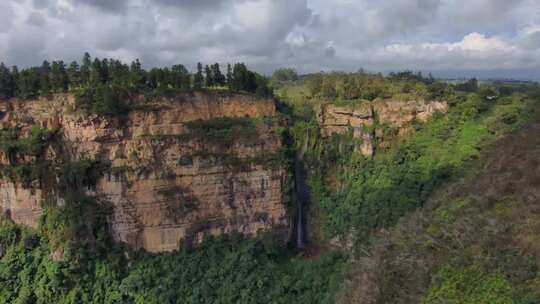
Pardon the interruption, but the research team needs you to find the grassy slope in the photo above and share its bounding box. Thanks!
[338,105,540,304]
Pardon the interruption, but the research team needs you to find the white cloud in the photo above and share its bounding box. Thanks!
[374,32,533,70]
[0,0,538,78]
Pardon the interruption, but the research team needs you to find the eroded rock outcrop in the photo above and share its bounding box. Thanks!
[0,92,289,252]
[318,98,448,156]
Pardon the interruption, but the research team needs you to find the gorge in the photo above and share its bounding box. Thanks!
[0,58,538,303]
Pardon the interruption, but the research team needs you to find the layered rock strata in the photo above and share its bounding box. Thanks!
[0,92,289,252]
[317,99,448,156]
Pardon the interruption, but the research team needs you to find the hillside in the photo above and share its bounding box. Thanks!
[338,105,540,303]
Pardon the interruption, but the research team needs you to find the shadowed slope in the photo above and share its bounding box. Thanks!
[339,105,540,303]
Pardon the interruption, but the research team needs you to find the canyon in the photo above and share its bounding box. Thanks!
[0,93,448,253]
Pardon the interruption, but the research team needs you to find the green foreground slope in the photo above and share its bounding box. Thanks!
[338,105,540,303]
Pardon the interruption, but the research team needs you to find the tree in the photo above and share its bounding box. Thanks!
[40,60,52,96]
[428,82,449,100]
[205,64,213,87]
[51,61,68,92]
[226,64,233,89]
[108,59,130,87]
[81,52,91,85]
[231,63,259,94]
[321,77,336,98]
[17,68,40,98]
[255,74,273,97]
[456,78,478,92]
[91,85,126,115]
[0,63,15,99]
[10,66,19,97]
[100,59,110,84]
[231,63,247,91]
[270,68,298,88]
[90,58,102,84]
[67,61,81,89]
[306,74,323,96]
[129,59,145,90]
[171,64,190,90]
[193,62,204,89]
[211,63,225,86]
[148,68,164,89]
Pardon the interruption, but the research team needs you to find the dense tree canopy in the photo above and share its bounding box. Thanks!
[270,68,299,88]
[0,54,273,102]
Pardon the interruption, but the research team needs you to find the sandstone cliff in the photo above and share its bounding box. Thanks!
[317,98,448,156]
[0,92,289,252]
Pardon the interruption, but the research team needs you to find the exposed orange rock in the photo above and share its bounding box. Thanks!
[317,98,448,157]
[0,92,289,252]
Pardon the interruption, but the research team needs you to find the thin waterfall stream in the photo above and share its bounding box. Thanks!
[294,132,310,249]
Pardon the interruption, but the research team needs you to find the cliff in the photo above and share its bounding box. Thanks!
[0,92,289,252]
[317,98,448,156]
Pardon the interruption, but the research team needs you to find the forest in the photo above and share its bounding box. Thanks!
[0,53,272,116]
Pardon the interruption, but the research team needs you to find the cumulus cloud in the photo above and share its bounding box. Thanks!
[379,33,523,70]
[0,0,538,78]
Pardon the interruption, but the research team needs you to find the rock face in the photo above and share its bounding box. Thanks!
[317,98,448,156]
[0,92,289,252]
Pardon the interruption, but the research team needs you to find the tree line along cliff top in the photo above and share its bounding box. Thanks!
[0,53,274,115]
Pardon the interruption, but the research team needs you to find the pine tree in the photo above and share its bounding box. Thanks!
[109,59,130,87]
[129,59,145,89]
[90,58,102,84]
[0,63,14,99]
[10,66,18,97]
[67,61,81,89]
[226,63,232,89]
[51,61,68,92]
[17,68,40,99]
[204,65,213,87]
[171,64,190,90]
[194,62,204,89]
[148,68,161,89]
[39,60,52,96]
[100,58,109,84]
[212,63,225,86]
[80,52,91,85]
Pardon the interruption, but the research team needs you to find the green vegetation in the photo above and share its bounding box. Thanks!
[40,192,113,261]
[279,73,539,249]
[187,149,288,173]
[424,262,521,304]
[74,84,129,116]
[0,54,273,114]
[338,102,540,303]
[0,125,56,187]
[325,92,534,244]
[300,70,449,101]
[270,68,299,88]
[183,117,260,147]
[0,67,539,304]
[0,224,345,304]
[0,125,55,163]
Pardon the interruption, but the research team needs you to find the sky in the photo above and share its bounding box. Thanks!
[1,0,540,79]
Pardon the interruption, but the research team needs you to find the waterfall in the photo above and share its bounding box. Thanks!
[294,131,310,249]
